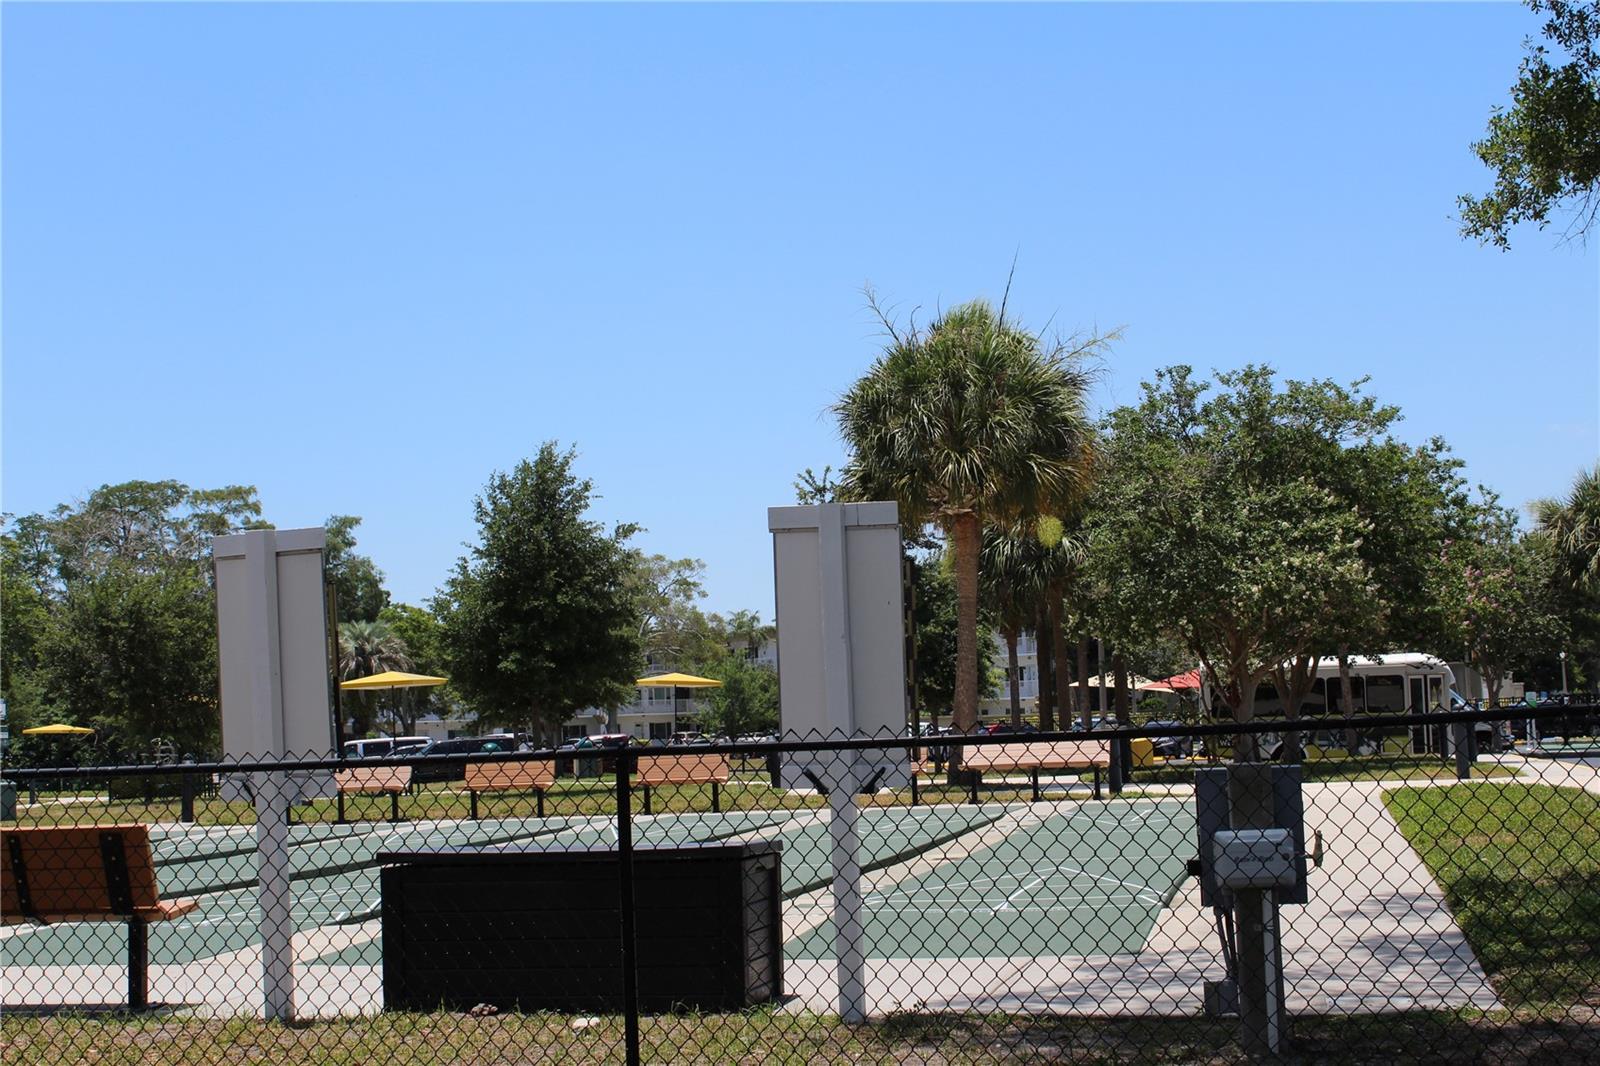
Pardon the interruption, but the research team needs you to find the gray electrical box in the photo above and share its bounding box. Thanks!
[1195,766,1307,906]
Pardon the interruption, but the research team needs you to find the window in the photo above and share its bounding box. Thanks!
[562,725,588,741]
[648,723,671,740]
[1366,674,1406,715]
[1325,676,1366,714]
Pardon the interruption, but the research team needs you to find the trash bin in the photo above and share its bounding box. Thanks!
[1,780,17,821]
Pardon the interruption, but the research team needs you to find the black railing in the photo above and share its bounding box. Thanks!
[2,710,1598,1064]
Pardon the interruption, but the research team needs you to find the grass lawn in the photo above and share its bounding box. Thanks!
[1384,782,1600,1011]
[1133,756,1518,786]
[3,1008,1598,1065]
[8,774,825,828]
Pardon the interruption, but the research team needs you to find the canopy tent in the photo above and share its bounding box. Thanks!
[1154,669,1205,691]
[636,673,722,737]
[21,724,95,736]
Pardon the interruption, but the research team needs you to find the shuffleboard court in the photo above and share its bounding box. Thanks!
[309,805,1004,965]
[785,800,1193,960]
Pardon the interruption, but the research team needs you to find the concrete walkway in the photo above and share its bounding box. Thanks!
[782,778,1501,1017]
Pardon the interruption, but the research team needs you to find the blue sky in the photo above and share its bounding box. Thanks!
[4,2,1596,619]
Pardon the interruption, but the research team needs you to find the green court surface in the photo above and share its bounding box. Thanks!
[785,801,1193,960]
[1,802,1191,972]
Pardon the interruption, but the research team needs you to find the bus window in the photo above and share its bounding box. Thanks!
[1327,676,1366,714]
[1366,675,1406,715]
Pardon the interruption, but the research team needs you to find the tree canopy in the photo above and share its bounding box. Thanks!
[1462,0,1600,246]
[433,443,643,737]
[1,480,269,759]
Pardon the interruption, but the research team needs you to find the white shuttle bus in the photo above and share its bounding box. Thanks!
[1205,652,1487,756]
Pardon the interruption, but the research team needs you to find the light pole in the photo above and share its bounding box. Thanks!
[1560,650,1568,697]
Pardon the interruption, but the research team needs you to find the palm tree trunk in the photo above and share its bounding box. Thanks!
[1077,637,1091,723]
[951,511,981,736]
[1036,607,1055,732]
[1005,627,1022,728]
[1113,652,1131,725]
[1050,593,1073,733]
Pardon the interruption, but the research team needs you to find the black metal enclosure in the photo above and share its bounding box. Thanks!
[379,840,783,1013]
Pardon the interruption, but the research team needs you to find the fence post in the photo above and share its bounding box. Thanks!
[1228,763,1286,1057]
[616,749,642,1066]
[254,770,295,1022]
[1454,722,1472,781]
[829,749,866,1023]
[180,766,196,824]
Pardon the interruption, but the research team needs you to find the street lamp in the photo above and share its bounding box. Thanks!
[1560,650,1568,698]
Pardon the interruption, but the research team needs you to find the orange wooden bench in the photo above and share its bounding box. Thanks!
[635,752,731,814]
[1,824,199,1009]
[335,765,412,823]
[947,739,1113,803]
[464,760,556,820]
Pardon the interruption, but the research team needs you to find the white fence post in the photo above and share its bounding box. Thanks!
[828,750,866,1023]
[255,770,295,1021]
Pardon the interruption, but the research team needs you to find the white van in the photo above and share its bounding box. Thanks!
[342,736,431,760]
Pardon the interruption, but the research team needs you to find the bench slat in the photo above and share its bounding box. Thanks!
[335,766,412,794]
[464,761,555,793]
[635,753,731,787]
[959,739,1111,772]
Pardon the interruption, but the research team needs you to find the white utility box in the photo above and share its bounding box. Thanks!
[1211,828,1298,890]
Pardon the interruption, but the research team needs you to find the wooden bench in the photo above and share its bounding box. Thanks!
[1,825,199,1009]
[949,739,1113,803]
[635,752,731,814]
[464,760,556,820]
[335,765,412,823]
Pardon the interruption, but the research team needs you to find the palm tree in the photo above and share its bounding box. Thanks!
[983,518,1083,730]
[1533,465,1600,595]
[337,619,413,736]
[981,527,1045,729]
[836,298,1106,735]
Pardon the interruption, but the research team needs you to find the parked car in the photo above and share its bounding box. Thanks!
[412,734,519,783]
[1140,720,1193,759]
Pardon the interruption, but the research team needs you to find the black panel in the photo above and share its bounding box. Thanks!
[381,843,783,1013]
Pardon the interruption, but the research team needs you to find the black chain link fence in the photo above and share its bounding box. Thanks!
[3,707,1597,1064]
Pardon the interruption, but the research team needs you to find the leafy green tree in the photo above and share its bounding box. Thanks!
[433,443,643,742]
[1089,367,1377,759]
[836,297,1107,735]
[1462,1,1600,247]
[325,515,390,623]
[39,562,219,758]
[627,554,709,664]
[793,466,840,506]
[1441,499,1568,707]
[696,653,780,738]
[3,481,268,759]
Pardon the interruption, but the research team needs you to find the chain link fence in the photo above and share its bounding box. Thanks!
[3,707,1597,1063]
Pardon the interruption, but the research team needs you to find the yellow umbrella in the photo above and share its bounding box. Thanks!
[339,671,449,690]
[635,673,721,738]
[634,672,722,688]
[21,724,95,736]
